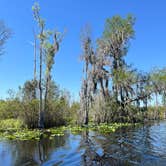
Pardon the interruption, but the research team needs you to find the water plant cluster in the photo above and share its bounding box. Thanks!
[0,119,139,140]
[90,123,135,133]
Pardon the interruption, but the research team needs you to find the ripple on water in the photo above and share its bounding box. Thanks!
[1,121,166,165]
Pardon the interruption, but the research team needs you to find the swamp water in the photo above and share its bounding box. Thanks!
[1,121,166,166]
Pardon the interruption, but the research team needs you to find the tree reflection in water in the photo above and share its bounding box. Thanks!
[80,130,105,165]
[9,133,67,166]
[80,130,132,166]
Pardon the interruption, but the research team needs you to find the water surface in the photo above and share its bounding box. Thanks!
[1,121,166,166]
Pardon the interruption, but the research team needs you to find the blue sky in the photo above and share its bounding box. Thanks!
[0,0,166,100]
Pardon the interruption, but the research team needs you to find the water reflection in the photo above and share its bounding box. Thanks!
[0,133,67,166]
[1,121,166,166]
[80,130,103,165]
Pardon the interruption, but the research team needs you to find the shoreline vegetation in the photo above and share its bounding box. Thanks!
[0,1,166,141]
[0,119,141,141]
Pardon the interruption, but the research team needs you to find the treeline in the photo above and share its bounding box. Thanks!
[0,3,166,129]
[0,83,79,128]
[79,15,166,125]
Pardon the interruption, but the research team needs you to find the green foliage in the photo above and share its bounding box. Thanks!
[147,106,166,120]
[91,123,134,133]
[22,80,37,101]
[44,99,68,127]
[79,14,166,125]
[0,125,70,140]
[0,99,22,119]
[0,119,25,131]
[32,2,45,28]
[104,14,135,41]
[0,129,41,140]
[0,78,73,129]
[67,102,80,124]
[21,99,39,128]
[47,127,67,137]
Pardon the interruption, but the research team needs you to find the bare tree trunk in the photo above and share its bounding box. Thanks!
[84,107,89,125]
[33,30,37,99]
[113,58,119,103]
[84,79,89,125]
[38,25,44,129]
[33,29,37,82]
[155,92,159,119]
[44,75,50,113]
[99,78,106,97]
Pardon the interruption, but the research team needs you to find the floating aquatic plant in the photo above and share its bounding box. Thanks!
[0,121,139,140]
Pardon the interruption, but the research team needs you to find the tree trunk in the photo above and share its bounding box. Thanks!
[100,78,106,97]
[84,108,89,125]
[84,80,89,125]
[113,58,119,103]
[33,30,37,82]
[33,30,37,99]
[155,93,159,119]
[44,75,50,114]
[38,26,44,129]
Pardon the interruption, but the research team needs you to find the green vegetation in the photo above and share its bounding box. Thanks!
[0,119,138,140]
[0,119,25,131]
[0,2,166,140]
[79,15,166,125]
[0,87,77,128]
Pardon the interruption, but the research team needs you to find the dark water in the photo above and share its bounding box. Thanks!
[1,121,166,166]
